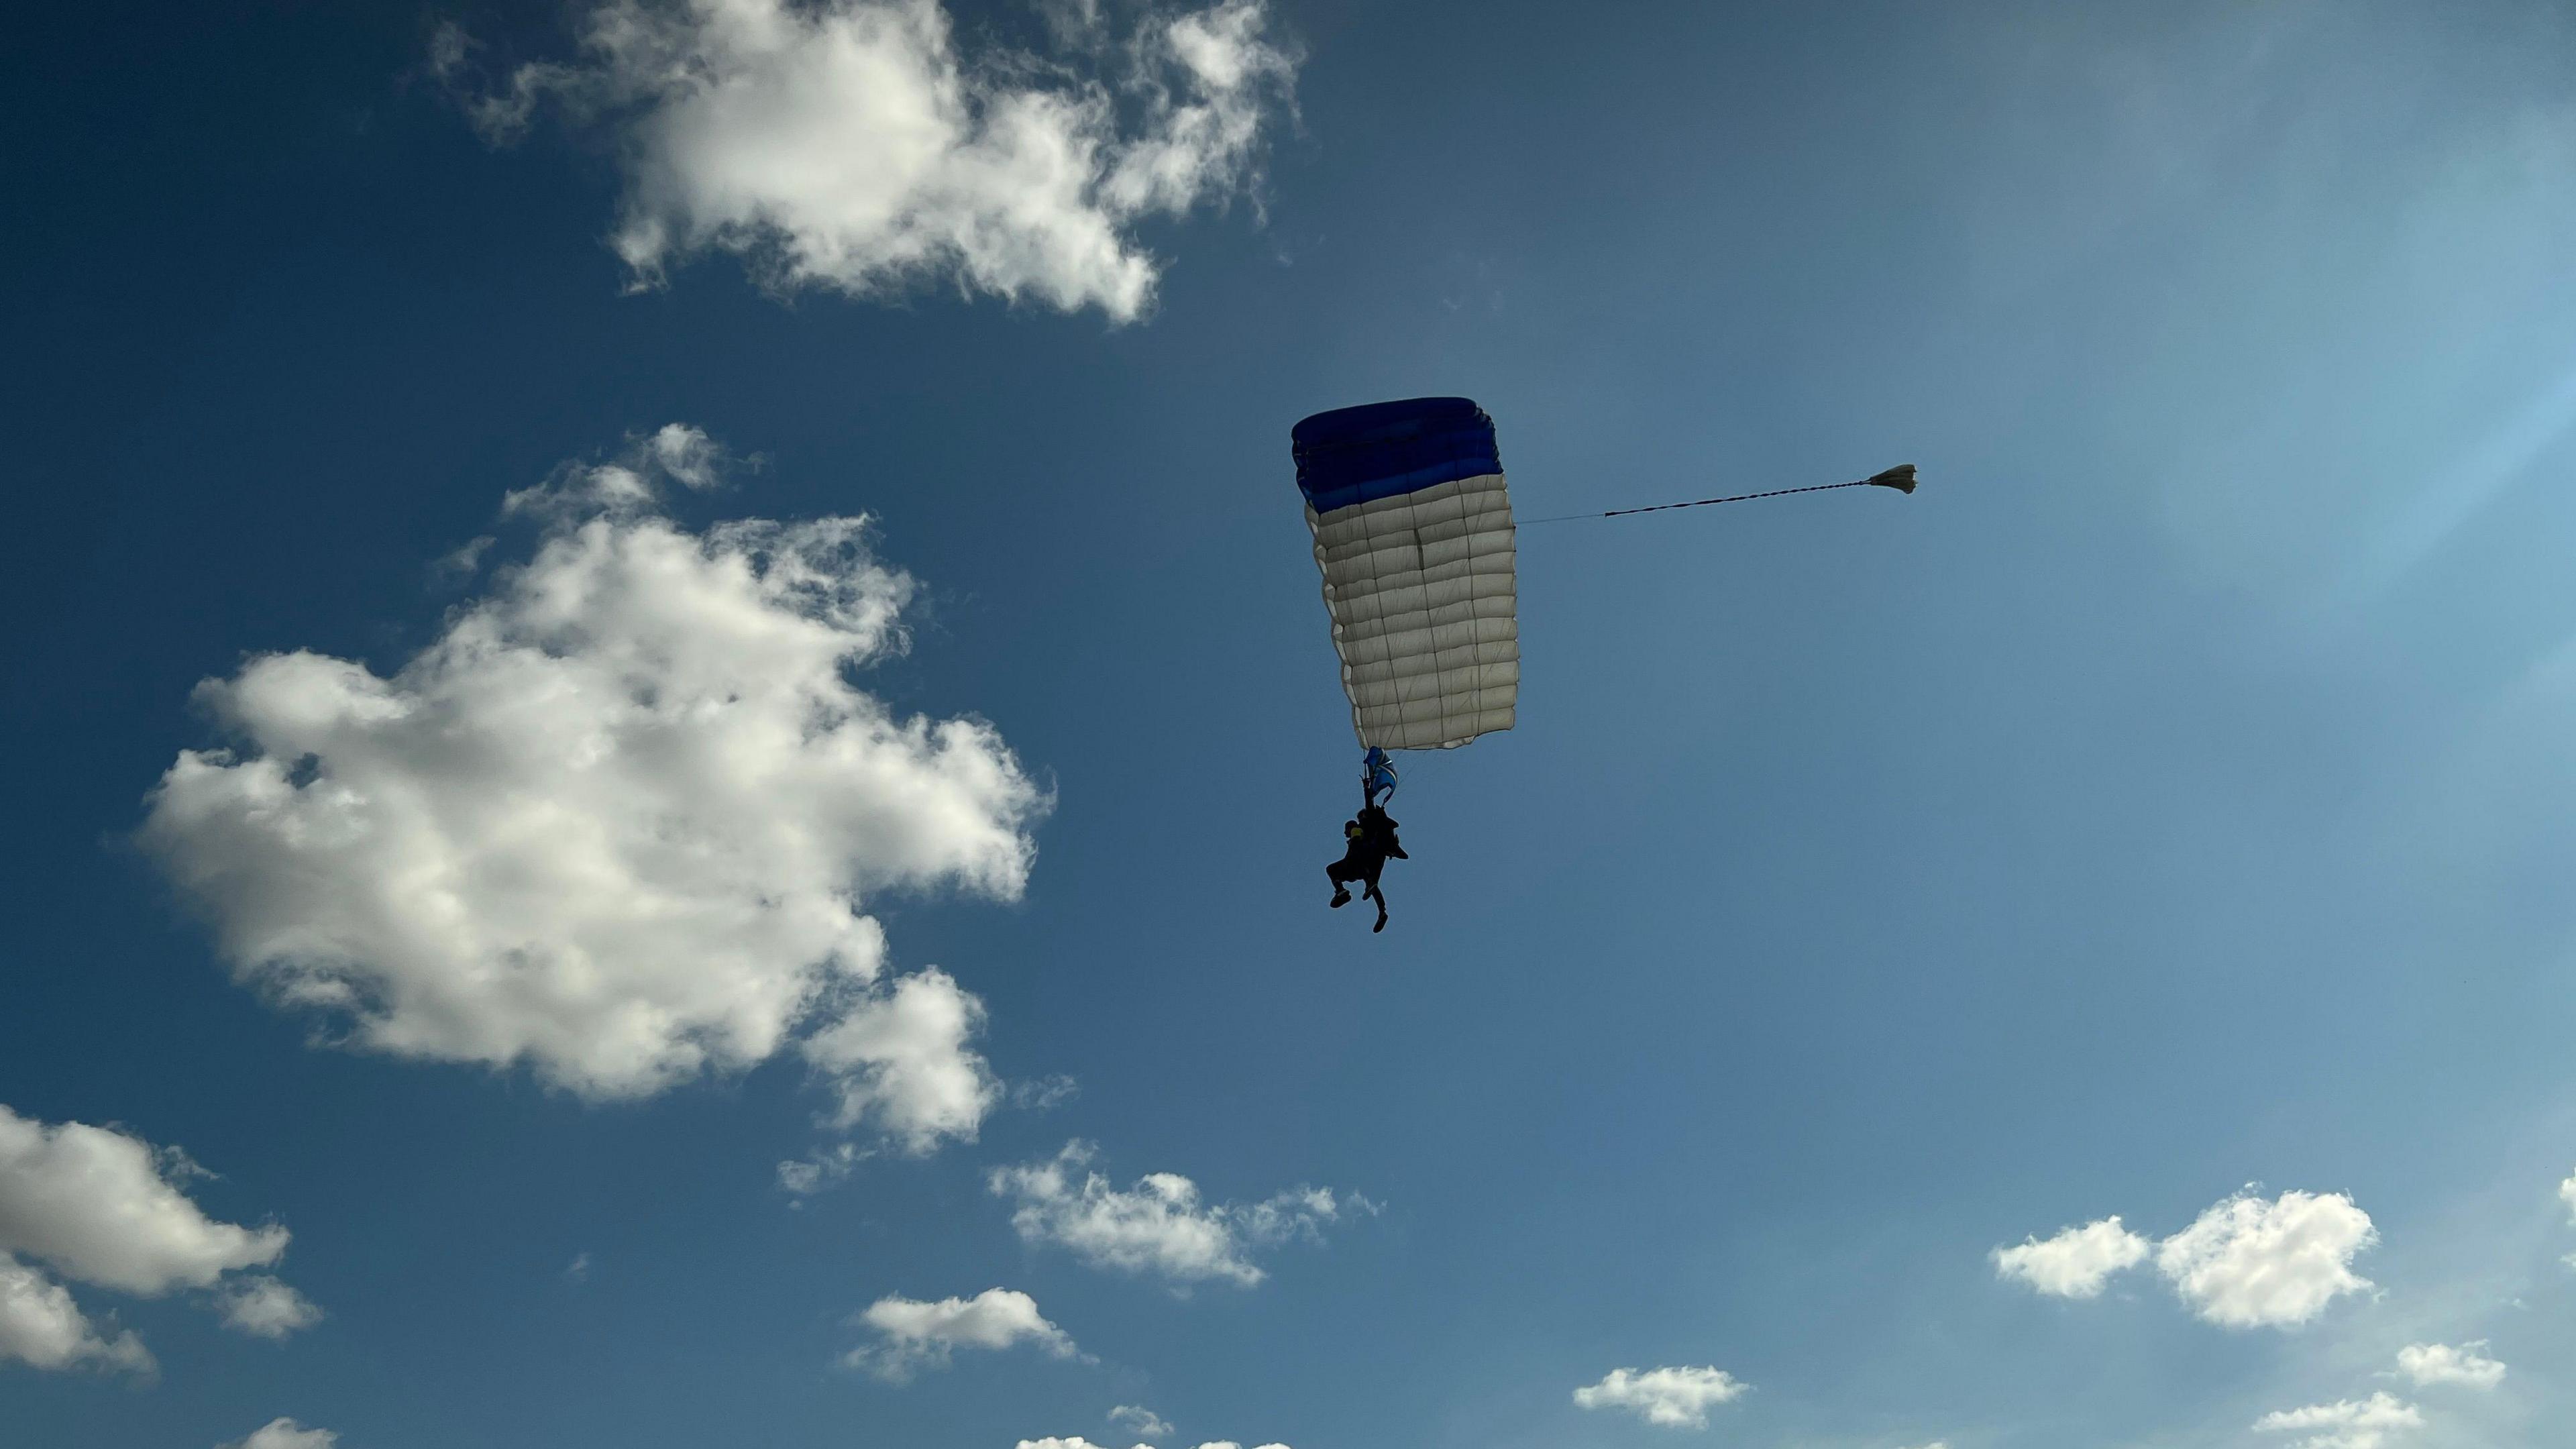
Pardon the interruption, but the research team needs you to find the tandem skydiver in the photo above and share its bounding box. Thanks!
[1327,800,1406,933]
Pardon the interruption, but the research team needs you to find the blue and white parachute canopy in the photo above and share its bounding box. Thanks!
[1292,398,1519,751]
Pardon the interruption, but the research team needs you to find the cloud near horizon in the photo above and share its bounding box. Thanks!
[141,428,1044,1152]
[1571,1365,1750,1430]
[2393,1340,2504,1390]
[224,1421,338,1449]
[2253,1392,2420,1449]
[1017,1439,1287,1449]
[1108,1405,1173,1438]
[1995,1188,2375,1329]
[435,0,1300,322]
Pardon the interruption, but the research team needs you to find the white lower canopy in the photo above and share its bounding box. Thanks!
[1306,471,1519,750]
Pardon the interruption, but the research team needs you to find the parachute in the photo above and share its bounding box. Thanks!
[1291,398,1520,757]
[1290,396,1917,928]
[1291,394,1918,811]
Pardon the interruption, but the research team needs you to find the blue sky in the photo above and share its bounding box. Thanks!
[7,3,2576,1447]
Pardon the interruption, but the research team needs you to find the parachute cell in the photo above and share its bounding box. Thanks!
[1291,398,1519,751]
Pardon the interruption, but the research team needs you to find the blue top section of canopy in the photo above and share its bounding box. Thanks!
[1291,397,1501,513]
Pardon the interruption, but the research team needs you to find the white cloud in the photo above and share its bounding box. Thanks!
[2559,1168,2575,1223]
[141,430,1042,1152]
[847,1287,1076,1380]
[0,1106,312,1371]
[778,1142,871,1200]
[1012,1074,1080,1112]
[2155,1189,2376,1329]
[0,1105,286,1295]
[1992,1216,2150,1298]
[641,421,733,490]
[1108,1405,1173,1438]
[801,967,999,1152]
[2253,1393,2421,1449]
[437,0,1299,323]
[226,1421,339,1449]
[1572,1366,1750,1430]
[2394,1340,2504,1389]
[989,1141,1359,1287]
[1018,1440,1283,1449]
[0,1255,152,1375]
[217,1275,324,1339]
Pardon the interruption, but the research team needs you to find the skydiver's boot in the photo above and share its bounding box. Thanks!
[1330,888,1350,908]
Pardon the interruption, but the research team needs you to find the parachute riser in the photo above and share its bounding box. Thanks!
[1360,747,1398,808]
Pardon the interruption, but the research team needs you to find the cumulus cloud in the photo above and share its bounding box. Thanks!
[989,1141,1361,1287]
[801,967,999,1151]
[847,1287,1077,1380]
[1996,1188,2376,1330]
[141,429,1043,1153]
[0,1104,311,1370]
[1992,1216,2150,1299]
[2253,1393,2421,1449]
[2394,1340,2504,1389]
[0,1106,286,1295]
[218,1276,325,1339]
[2560,1168,2575,1223]
[1108,1406,1172,1438]
[436,0,1300,322]
[2155,1190,2376,1328]
[1572,1366,1750,1430]
[0,1255,153,1375]
[225,1421,339,1449]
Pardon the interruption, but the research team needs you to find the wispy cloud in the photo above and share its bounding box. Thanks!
[215,1277,323,1339]
[1108,1405,1173,1438]
[989,1141,1365,1288]
[2253,1392,2420,1449]
[224,1421,338,1449]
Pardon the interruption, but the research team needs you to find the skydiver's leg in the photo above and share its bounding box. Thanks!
[1326,859,1353,908]
[1363,865,1388,932]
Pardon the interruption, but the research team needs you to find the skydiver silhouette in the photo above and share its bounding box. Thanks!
[1327,802,1406,932]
